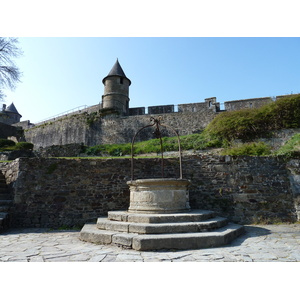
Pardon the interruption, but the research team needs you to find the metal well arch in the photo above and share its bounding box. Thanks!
[130,116,183,180]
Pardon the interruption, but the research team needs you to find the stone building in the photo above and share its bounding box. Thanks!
[0,103,22,125]
[100,59,131,116]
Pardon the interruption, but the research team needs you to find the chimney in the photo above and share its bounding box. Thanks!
[2,104,6,111]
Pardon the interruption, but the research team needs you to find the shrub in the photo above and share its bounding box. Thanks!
[0,139,16,148]
[204,94,300,144]
[14,142,34,150]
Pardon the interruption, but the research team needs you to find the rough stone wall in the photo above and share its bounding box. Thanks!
[286,159,300,220]
[1,155,297,228]
[236,128,300,150]
[224,97,273,111]
[148,105,174,114]
[24,94,295,149]
[36,143,85,158]
[183,155,296,224]
[24,109,218,149]
[0,122,24,140]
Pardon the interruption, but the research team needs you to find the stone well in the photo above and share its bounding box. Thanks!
[127,178,191,214]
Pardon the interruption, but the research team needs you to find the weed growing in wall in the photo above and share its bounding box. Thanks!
[274,133,300,158]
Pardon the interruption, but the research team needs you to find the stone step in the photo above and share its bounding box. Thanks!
[132,223,245,250]
[108,209,216,224]
[97,216,228,234]
[80,224,139,248]
[79,223,245,251]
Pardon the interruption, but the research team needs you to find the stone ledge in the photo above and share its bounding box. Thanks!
[108,209,216,223]
[97,216,228,234]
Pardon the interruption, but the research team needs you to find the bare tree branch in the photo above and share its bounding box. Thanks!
[0,37,23,101]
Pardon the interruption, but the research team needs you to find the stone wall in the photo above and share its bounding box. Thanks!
[24,109,218,149]
[1,155,298,228]
[286,159,300,220]
[23,94,298,149]
[36,143,85,158]
[0,122,24,140]
[224,97,273,111]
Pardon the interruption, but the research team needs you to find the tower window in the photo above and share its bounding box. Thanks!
[120,78,123,84]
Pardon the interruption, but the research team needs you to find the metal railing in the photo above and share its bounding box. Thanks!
[36,105,88,124]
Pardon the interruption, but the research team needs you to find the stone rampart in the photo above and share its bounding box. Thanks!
[23,93,297,149]
[24,108,217,149]
[1,155,298,228]
[224,97,273,111]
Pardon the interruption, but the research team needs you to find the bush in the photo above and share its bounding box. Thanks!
[14,142,34,150]
[0,139,16,148]
[204,94,300,144]
[221,142,272,156]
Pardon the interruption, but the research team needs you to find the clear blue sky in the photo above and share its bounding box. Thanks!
[3,37,299,123]
[1,1,300,123]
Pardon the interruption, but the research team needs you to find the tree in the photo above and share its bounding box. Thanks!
[0,37,23,101]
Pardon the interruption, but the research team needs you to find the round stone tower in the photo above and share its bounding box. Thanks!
[101,59,131,116]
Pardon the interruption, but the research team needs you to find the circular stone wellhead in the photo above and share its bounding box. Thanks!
[127,178,191,214]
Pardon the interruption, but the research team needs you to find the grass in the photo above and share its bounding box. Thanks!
[83,133,220,157]
[221,142,272,156]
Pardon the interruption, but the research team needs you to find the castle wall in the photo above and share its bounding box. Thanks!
[23,93,298,149]
[224,97,273,111]
[24,108,218,149]
[0,155,297,228]
[0,122,23,140]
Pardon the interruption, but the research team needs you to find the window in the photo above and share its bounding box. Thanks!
[120,78,123,84]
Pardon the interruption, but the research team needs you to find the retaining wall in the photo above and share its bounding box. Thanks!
[0,155,298,228]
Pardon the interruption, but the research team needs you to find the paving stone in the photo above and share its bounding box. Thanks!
[0,255,14,261]
[68,253,91,261]
[28,255,45,262]
[0,224,300,262]
[88,254,107,262]
[101,254,118,262]
[115,253,143,262]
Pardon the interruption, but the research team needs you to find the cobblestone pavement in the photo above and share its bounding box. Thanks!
[0,224,300,262]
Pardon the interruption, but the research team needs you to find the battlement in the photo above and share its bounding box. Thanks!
[128,97,221,116]
[31,93,296,127]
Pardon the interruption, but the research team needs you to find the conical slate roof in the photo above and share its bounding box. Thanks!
[5,102,21,116]
[102,59,131,85]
